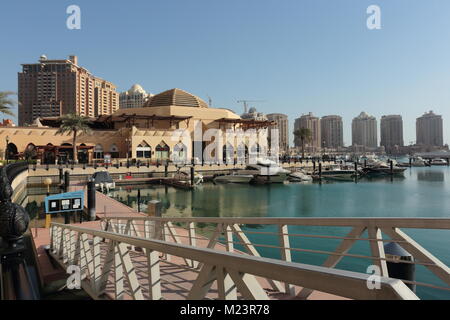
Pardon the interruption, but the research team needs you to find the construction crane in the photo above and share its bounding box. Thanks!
[237,100,266,114]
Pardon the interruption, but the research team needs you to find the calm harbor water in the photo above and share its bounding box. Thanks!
[24,166,450,299]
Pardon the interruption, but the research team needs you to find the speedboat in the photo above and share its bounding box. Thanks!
[288,170,312,182]
[214,173,254,184]
[92,171,116,192]
[430,158,448,166]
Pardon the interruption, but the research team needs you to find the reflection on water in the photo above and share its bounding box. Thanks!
[109,184,269,218]
[417,171,445,182]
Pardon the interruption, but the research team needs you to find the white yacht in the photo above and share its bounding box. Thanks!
[238,158,290,184]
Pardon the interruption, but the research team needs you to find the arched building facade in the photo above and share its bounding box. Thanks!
[0,88,274,164]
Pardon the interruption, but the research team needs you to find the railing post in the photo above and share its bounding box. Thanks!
[147,250,162,300]
[279,225,295,295]
[188,222,199,268]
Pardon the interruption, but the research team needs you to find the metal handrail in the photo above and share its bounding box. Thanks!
[101,216,450,229]
[50,223,418,300]
[100,215,450,297]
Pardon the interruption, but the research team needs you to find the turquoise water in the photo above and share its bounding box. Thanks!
[108,166,450,300]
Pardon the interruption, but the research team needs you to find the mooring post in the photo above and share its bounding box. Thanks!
[59,167,64,184]
[165,163,168,177]
[390,160,394,175]
[319,162,322,179]
[137,189,141,213]
[190,166,195,186]
[64,171,70,193]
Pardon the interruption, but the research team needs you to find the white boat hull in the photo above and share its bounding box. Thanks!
[214,175,254,183]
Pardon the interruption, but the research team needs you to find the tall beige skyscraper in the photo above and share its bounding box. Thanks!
[267,113,289,153]
[352,112,377,148]
[18,55,119,125]
[416,111,443,147]
[321,115,343,149]
[380,115,404,152]
[294,112,321,151]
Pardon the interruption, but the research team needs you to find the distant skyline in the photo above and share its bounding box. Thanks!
[1,0,450,146]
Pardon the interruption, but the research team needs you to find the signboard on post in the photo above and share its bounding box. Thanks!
[45,190,84,214]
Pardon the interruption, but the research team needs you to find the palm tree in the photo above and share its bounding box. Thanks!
[56,114,92,163]
[294,128,312,159]
[0,91,16,116]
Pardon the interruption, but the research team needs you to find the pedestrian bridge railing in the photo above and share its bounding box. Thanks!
[50,222,418,300]
[99,216,450,299]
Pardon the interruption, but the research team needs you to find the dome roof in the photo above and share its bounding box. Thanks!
[145,88,208,108]
[128,84,146,95]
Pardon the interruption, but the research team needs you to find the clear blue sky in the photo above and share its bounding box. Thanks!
[1,0,450,146]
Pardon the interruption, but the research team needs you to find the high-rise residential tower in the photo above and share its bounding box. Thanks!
[352,112,378,148]
[380,115,404,152]
[294,112,321,151]
[321,115,344,149]
[267,113,289,153]
[18,55,119,125]
[416,111,443,147]
[119,84,152,109]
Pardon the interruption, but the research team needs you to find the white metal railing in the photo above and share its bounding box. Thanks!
[49,222,418,300]
[100,216,450,299]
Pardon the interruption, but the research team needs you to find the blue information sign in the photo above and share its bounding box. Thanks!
[44,190,85,214]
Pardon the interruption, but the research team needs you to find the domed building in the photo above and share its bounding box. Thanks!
[0,88,274,165]
[119,84,152,109]
[241,107,268,121]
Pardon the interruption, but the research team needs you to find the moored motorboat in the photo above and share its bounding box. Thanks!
[288,170,312,182]
[398,157,429,167]
[361,161,407,176]
[430,158,448,166]
[237,158,290,184]
[313,165,357,181]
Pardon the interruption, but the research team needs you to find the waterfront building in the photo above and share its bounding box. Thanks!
[380,115,404,153]
[294,112,321,152]
[416,111,443,147]
[119,84,152,109]
[266,113,289,153]
[320,115,343,149]
[352,112,377,149]
[18,55,119,126]
[0,88,272,164]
